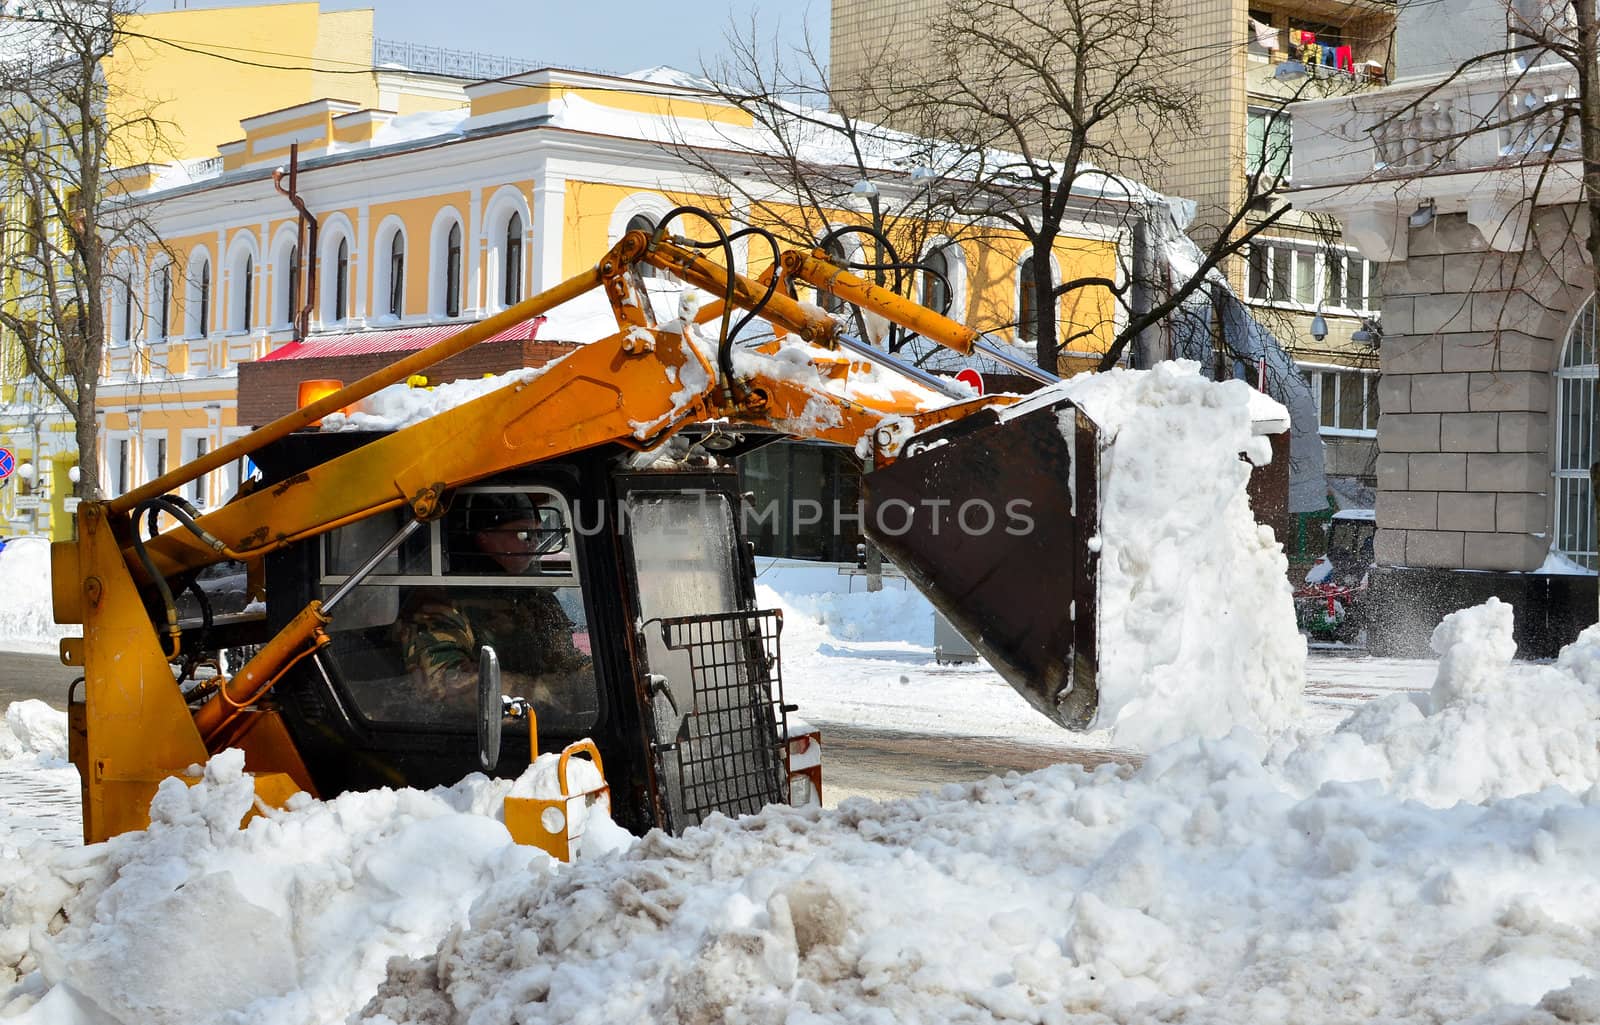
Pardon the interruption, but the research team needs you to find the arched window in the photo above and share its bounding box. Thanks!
[920,246,951,314]
[187,255,211,338]
[155,263,170,340]
[1555,294,1599,567]
[240,255,254,330]
[334,237,349,322]
[388,231,405,317]
[110,268,133,344]
[445,222,462,318]
[503,211,523,305]
[819,236,849,314]
[627,213,658,279]
[1017,256,1038,342]
[285,245,300,326]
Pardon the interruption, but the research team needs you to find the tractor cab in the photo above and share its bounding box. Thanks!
[232,432,808,837]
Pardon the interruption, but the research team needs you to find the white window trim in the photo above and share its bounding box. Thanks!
[1554,294,1599,568]
[318,213,358,328]
[1246,104,1294,182]
[268,224,301,331]
[148,259,174,343]
[1244,237,1378,316]
[179,429,213,507]
[104,430,134,498]
[1299,361,1379,437]
[371,214,409,325]
[142,429,169,485]
[482,186,532,315]
[219,427,253,503]
[427,207,467,318]
[224,232,261,336]
[184,246,214,340]
[918,236,968,322]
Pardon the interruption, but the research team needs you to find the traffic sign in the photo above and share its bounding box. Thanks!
[0,448,13,481]
[955,368,984,395]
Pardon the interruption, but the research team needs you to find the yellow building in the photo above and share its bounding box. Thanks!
[0,2,472,537]
[50,63,1124,549]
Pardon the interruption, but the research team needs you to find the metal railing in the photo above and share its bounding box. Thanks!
[372,39,537,81]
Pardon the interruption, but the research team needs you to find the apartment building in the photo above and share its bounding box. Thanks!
[832,0,1397,536]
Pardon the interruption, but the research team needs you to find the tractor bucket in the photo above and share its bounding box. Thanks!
[863,395,1102,730]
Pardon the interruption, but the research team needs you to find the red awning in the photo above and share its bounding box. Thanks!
[256,317,548,361]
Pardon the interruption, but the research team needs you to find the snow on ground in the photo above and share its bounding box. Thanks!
[3,599,1599,1024]
[0,539,75,656]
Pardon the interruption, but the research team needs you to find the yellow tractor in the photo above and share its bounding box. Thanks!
[51,212,1102,857]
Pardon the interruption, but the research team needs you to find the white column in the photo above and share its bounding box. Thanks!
[530,167,567,293]
[353,205,371,327]
[467,186,484,317]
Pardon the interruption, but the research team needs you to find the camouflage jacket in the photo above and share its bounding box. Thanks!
[391,588,592,712]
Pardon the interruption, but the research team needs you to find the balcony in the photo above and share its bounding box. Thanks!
[1287,58,1581,258]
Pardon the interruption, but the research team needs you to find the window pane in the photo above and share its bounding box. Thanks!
[1325,254,1345,308]
[1246,110,1266,175]
[1320,374,1336,428]
[1366,375,1380,428]
[1348,255,1368,309]
[1269,246,1289,302]
[1247,245,1268,299]
[1270,114,1292,178]
[1246,108,1291,178]
[1338,372,1362,428]
[1292,250,1315,304]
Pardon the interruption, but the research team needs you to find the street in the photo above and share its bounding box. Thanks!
[0,650,77,708]
[816,722,1138,804]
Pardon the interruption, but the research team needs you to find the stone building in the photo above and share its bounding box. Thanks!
[1289,0,1598,653]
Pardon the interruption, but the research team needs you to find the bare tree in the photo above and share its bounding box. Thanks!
[839,0,1346,374]
[658,21,983,351]
[0,0,166,499]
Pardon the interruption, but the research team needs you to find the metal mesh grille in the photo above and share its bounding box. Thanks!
[1556,295,1599,568]
[657,610,787,828]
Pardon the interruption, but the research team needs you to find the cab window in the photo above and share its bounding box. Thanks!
[316,486,598,731]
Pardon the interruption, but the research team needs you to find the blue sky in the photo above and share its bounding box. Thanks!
[143,0,830,76]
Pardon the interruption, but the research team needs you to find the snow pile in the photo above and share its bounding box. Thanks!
[757,581,932,653]
[7,603,1600,1021]
[320,366,551,433]
[0,702,66,766]
[0,538,76,655]
[0,750,633,1023]
[355,611,1600,1025]
[1062,361,1307,749]
[1280,598,1600,806]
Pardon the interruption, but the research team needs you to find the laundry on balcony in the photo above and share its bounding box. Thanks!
[1250,17,1280,51]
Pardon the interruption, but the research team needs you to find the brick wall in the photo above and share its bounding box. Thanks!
[235,339,578,427]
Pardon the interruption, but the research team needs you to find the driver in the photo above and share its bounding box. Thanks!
[391,492,594,723]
